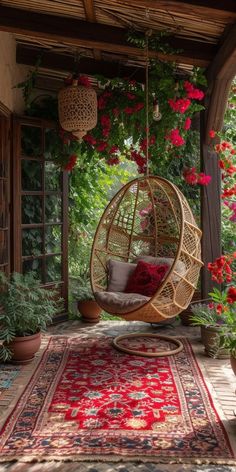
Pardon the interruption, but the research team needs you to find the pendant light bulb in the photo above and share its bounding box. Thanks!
[153,99,162,121]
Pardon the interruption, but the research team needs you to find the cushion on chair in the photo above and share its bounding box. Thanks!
[135,256,186,282]
[107,259,137,292]
[125,260,169,297]
[95,291,150,314]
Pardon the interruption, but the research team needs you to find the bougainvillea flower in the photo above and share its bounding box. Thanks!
[133,102,144,112]
[64,154,77,171]
[197,173,212,186]
[168,98,191,114]
[165,129,185,146]
[183,81,204,100]
[184,117,191,130]
[107,156,120,166]
[96,141,108,152]
[209,130,216,138]
[183,167,198,185]
[227,286,236,303]
[78,76,91,87]
[83,134,96,146]
[124,107,134,115]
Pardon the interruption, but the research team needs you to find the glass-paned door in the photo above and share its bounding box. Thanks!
[0,116,10,278]
[13,117,68,320]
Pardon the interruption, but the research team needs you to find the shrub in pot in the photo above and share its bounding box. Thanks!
[190,300,230,358]
[71,273,101,323]
[0,272,63,363]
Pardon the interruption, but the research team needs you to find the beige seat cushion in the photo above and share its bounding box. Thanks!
[107,259,137,292]
[135,256,186,282]
[95,291,150,314]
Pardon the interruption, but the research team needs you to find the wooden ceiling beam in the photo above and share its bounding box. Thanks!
[82,0,96,22]
[0,5,214,67]
[16,44,146,82]
[121,0,236,21]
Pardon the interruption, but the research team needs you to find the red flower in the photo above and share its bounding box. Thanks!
[168,98,191,114]
[64,154,77,171]
[166,129,185,147]
[209,130,216,138]
[97,96,107,110]
[149,135,156,145]
[107,156,120,166]
[96,141,108,152]
[197,173,212,186]
[100,115,111,128]
[124,107,134,115]
[184,117,191,130]
[126,92,136,100]
[134,102,144,112]
[102,128,110,138]
[78,76,91,87]
[183,81,204,100]
[183,167,198,185]
[226,286,236,304]
[83,134,96,146]
[109,145,119,155]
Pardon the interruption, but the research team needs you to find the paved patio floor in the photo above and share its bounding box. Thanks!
[0,319,236,472]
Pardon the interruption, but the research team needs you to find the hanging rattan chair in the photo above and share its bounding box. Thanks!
[91,175,203,323]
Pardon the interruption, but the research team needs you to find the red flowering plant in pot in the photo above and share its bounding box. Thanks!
[190,253,236,359]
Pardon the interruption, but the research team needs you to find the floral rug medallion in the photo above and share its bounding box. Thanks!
[0,335,235,464]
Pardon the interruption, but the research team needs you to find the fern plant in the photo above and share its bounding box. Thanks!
[0,272,63,361]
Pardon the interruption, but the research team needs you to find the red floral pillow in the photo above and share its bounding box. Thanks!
[125,260,169,297]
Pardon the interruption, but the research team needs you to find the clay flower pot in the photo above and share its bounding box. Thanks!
[230,354,236,376]
[77,300,102,323]
[7,332,41,364]
[201,326,229,359]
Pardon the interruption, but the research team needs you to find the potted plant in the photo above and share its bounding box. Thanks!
[0,271,63,363]
[71,272,102,323]
[190,300,230,358]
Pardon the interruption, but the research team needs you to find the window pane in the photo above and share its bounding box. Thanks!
[45,225,61,254]
[22,258,42,281]
[45,195,61,223]
[22,160,42,191]
[22,228,43,256]
[44,128,61,161]
[45,161,61,191]
[45,255,62,282]
[22,195,42,224]
[21,126,42,157]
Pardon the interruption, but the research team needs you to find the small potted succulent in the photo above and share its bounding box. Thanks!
[0,271,63,363]
[71,271,101,323]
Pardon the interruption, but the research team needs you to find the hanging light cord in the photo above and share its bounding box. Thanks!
[145,31,151,177]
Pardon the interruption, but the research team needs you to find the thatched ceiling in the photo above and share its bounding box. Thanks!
[0,1,235,90]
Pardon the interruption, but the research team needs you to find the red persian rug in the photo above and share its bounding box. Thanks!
[0,335,235,464]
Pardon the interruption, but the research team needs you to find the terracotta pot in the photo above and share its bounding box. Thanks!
[230,354,236,375]
[7,332,41,363]
[77,300,101,323]
[201,326,229,359]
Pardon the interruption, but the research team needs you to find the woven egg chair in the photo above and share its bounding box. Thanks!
[90,175,203,357]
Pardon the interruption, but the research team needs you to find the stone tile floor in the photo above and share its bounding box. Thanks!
[0,319,236,472]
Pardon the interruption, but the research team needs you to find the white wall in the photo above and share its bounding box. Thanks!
[0,32,29,113]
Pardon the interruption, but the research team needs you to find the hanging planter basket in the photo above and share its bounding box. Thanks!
[58,82,97,140]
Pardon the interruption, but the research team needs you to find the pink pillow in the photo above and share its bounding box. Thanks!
[125,260,169,297]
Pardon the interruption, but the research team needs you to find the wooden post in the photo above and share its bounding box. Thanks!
[200,111,221,298]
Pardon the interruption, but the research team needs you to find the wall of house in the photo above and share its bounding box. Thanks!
[0,32,29,113]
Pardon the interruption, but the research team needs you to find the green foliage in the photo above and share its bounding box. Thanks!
[70,273,94,302]
[0,272,63,361]
[190,302,226,327]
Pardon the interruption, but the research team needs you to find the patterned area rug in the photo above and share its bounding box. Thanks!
[0,335,235,464]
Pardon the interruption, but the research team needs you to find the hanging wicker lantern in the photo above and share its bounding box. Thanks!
[58,80,97,140]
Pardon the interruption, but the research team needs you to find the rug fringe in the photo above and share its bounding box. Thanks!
[0,454,236,465]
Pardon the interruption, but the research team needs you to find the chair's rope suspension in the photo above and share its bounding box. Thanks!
[145,28,153,177]
[145,30,150,177]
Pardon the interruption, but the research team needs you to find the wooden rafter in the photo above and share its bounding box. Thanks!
[121,0,236,20]
[16,44,146,81]
[0,6,214,67]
